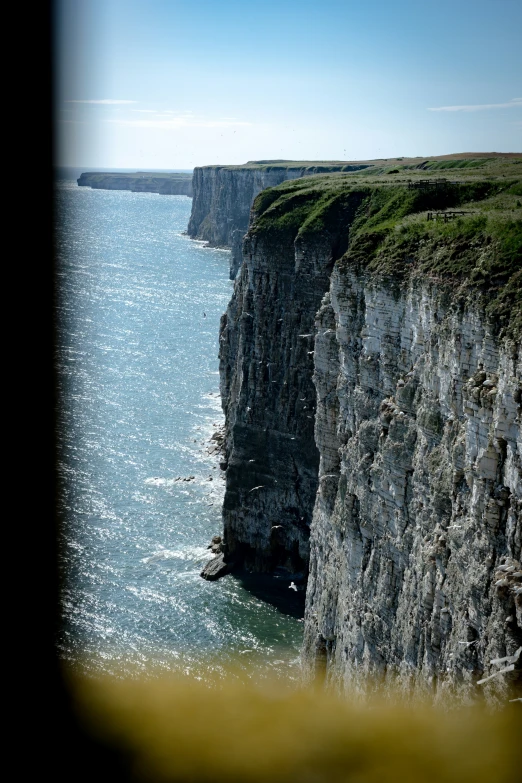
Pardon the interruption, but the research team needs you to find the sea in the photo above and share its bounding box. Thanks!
[54,167,303,681]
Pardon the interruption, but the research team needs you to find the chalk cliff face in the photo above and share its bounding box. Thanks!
[303,268,521,702]
[215,170,521,700]
[188,164,369,278]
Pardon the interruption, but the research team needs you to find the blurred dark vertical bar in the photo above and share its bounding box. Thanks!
[48,3,132,778]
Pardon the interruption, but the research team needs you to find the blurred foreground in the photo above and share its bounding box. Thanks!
[56,661,520,783]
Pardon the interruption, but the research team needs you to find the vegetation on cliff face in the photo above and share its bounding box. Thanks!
[252,187,364,243]
[250,157,522,340]
[347,180,522,340]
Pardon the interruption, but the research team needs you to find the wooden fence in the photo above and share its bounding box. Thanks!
[426,211,470,222]
[408,179,448,189]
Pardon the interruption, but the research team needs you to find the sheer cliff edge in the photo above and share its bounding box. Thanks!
[196,155,521,702]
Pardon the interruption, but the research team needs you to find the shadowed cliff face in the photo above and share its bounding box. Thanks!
[219,191,365,574]
[188,167,318,279]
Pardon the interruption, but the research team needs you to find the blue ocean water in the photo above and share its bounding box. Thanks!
[54,170,303,679]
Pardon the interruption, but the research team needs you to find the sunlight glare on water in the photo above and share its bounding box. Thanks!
[54,171,303,681]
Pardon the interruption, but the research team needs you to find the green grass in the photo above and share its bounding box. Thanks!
[202,161,373,174]
[362,212,521,337]
[402,159,494,170]
[248,161,522,340]
[252,185,366,243]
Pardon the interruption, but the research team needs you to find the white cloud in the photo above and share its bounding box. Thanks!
[66,99,137,105]
[107,115,252,129]
[130,109,196,117]
[428,97,522,112]
[151,109,194,116]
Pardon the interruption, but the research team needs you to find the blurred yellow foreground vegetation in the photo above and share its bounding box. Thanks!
[63,663,520,783]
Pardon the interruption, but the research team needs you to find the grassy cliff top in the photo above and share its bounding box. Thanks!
[197,161,372,173]
[249,156,522,340]
[197,153,520,175]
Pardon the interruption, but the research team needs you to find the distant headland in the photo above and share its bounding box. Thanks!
[77,171,193,197]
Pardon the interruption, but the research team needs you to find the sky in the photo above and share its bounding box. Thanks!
[53,0,522,169]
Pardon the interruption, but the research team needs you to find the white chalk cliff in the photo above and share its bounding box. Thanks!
[191,164,521,701]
